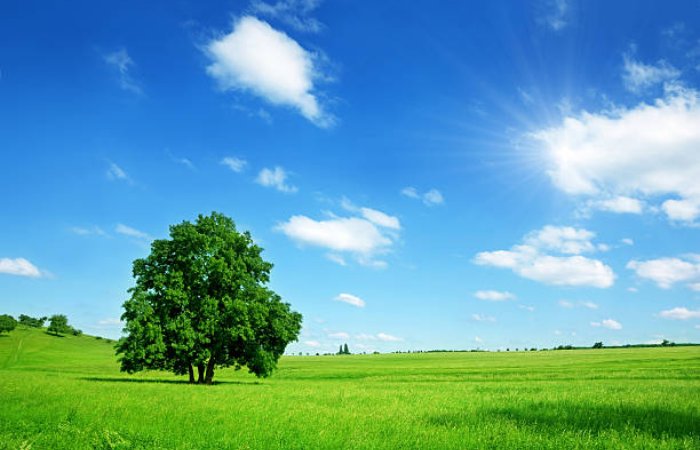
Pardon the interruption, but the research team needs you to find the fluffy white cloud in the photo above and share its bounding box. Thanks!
[277,204,399,267]
[401,187,444,206]
[622,55,680,93]
[474,226,615,288]
[658,307,700,320]
[591,319,622,330]
[627,257,700,289]
[377,332,402,342]
[220,156,247,173]
[205,16,332,126]
[115,224,150,240]
[622,238,634,246]
[104,48,142,94]
[590,196,644,214]
[474,290,515,301]
[256,166,297,193]
[333,293,365,308]
[524,225,596,254]
[0,257,42,277]
[532,86,700,223]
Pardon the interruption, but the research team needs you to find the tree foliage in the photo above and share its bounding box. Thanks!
[0,314,17,334]
[18,314,46,328]
[116,212,302,384]
[47,314,70,336]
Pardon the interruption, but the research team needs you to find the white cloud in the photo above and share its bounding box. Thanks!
[334,293,365,308]
[115,224,150,240]
[106,162,129,182]
[474,226,615,288]
[591,319,622,330]
[580,301,599,310]
[327,331,349,339]
[558,300,574,308]
[205,16,332,126]
[622,238,634,246]
[0,257,42,277]
[532,86,700,224]
[401,186,445,206]
[304,340,321,347]
[474,336,484,343]
[622,54,680,93]
[524,225,596,255]
[96,318,123,328]
[472,313,496,323]
[277,203,399,267]
[590,196,644,214]
[70,226,107,237]
[474,290,515,302]
[518,305,535,312]
[220,156,247,173]
[359,207,401,230]
[104,48,142,94]
[539,0,570,31]
[256,166,297,193]
[377,332,402,342]
[354,333,377,341]
[690,283,700,292]
[627,257,700,289]
[658,307,700,320]
[249,0,323,33]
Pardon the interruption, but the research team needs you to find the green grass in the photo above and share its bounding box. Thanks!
[1,327,699,449]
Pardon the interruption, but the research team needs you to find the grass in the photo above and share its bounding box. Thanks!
[1,327,699,449]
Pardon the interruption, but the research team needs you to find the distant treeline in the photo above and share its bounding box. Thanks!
[0,313,83,337]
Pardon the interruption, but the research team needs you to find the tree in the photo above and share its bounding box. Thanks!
[47,314,70,336]
[116,212,302,384]
[18,314,46,328]
[343,343,350,355]
[592,341,603,349]
[0,314,17,334]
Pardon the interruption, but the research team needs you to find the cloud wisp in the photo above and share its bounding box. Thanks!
[0,257,43,277]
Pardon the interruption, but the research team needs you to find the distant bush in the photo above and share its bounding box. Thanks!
[592,342,603,349]
[18,314,46,328]
[0,314,17,334]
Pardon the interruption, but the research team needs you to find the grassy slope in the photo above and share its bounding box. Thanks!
[1,327,699,449]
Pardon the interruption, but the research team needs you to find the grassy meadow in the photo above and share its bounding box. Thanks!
[1,326,699,449]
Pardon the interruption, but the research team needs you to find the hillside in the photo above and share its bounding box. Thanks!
[1,327,699,449]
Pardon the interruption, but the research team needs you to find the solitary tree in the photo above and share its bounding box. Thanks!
[0,314,17,334]
[47,314,69,336]
[343,343,350,355]
[592,341,603,349]
[116,212,302,384]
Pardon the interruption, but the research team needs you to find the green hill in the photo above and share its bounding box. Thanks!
[1,326,699,449]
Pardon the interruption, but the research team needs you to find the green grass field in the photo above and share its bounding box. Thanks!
[1,327,699,449]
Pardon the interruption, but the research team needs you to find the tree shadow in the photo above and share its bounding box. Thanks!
[429,401,700,439]
[80,376,262,386]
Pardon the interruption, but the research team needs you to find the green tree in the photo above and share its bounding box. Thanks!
[116,212,302,384]
[47,314,69,336]
[343,343,350,355]
[18,314,46,328]
[592,341,603,349]
[0,314,17,334]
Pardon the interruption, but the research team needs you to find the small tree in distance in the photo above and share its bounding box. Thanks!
[47,314,70,336]
[0,314,17,334]
[116,212,302,384]
[592,341,603,349]
[343,343,350,355]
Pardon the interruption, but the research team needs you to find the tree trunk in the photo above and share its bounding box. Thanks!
[188,365,195,384]
[204,356,216,384]
[197,364,205,384]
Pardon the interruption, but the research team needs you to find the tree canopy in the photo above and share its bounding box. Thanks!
[0,314,17,334]
[47,314,70,336]
[116,212,302,384]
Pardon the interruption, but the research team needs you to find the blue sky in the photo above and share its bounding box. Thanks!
[2,0,700,353]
